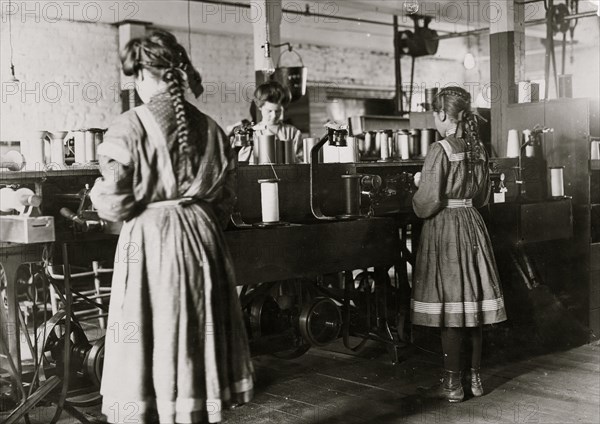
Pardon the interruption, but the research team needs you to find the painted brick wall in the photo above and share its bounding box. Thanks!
[186,31,466,129]
[0,19,121,141]
[179,30,255,131]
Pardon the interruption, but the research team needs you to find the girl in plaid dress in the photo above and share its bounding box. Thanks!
[411,86,506,402]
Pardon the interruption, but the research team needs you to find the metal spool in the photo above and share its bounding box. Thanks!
[299,297,342,347]
[36,311,104,406]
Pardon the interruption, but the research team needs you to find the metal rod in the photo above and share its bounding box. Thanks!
[516,0,545,4]
[562,32,567,74]
[526,10,599,26]
[408,56,415,114]
[393,15,403,115]
[191,0,413,29]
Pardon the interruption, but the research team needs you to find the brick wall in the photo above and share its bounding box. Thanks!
[186,31,466,129]
[0,19,120,141]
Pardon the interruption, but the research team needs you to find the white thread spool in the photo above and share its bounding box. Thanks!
[506,129,520,158]
[550,166,565,198]
[0,187,16,212]
[0,187,41,213]
[258,179,280,223]
[380,131,389,160]
[339,136,359,163]
[49,131,68,168]
[0,151,25,171]
[85,130,98,162]
[398,132,410,160]
[24,130,47,171]
[364,131,373,156]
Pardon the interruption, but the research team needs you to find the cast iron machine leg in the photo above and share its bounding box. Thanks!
[374,267,400,365]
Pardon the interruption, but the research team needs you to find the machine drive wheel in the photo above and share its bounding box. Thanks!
[36,311,104,407]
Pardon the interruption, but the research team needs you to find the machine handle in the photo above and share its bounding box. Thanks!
[60,207,86,226]
[60,207,104,232]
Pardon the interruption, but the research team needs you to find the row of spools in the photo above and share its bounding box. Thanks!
[360,128,441,160]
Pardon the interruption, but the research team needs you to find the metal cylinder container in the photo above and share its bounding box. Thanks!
[424,87,439,111]
[341,174,363,216]
[420,129,436,157]
[409,129,421,158]
[257,134,277,165]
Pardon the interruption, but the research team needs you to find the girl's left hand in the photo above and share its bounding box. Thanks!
[279,126,297,141]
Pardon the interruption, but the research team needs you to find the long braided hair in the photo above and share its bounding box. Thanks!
[432,86,484,173]
[121,30,202,157]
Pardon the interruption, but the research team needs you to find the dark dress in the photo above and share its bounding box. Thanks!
[90,92,254,423]
[410,129,507,328]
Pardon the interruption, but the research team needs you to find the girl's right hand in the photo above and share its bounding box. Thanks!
[414,172,422,188]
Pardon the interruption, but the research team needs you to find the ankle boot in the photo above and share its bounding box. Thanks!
[470,368,484,397]
[418,370,464,402]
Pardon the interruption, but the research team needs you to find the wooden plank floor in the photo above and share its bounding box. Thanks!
[4,339,598,424]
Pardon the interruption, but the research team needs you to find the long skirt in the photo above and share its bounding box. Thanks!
[410,207,507,328]
[100,203,254,424]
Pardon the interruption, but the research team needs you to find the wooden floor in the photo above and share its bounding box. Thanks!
[3,338,599,424]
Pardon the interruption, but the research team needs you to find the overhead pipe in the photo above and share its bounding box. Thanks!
[192,0,445,32]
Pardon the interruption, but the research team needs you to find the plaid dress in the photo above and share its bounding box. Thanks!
[90,92,254,423]
[410,129,507,328]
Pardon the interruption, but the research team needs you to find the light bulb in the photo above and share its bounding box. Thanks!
[261,42,276,75]
[463,52,476,70]
[403,1,419,14]
[262,56,276,75]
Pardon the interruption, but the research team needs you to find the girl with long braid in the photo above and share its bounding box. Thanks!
[90,29,254,423]
[411,86,506,402]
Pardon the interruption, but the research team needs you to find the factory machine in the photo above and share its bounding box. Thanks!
[0,123,423,422]
[1,114,580,423]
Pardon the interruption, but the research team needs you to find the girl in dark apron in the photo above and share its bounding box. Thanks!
[90,30,254,423]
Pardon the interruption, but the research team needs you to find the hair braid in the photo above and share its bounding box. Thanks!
[433,86,483,173]
[163,67,190,154]
[121,30,203,158]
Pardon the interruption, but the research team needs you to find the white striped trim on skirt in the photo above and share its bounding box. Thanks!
[411,298,505,314]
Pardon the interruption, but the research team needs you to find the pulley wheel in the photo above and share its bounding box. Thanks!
[84,337,105,389]
[36,311,102,407]
[353,272,375,293]
[299,297,342,347]
[37,311,89,367]
[551,4,570,35]
[249,295,284,338]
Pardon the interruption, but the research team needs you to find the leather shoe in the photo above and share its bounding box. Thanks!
[418,370,464,402]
